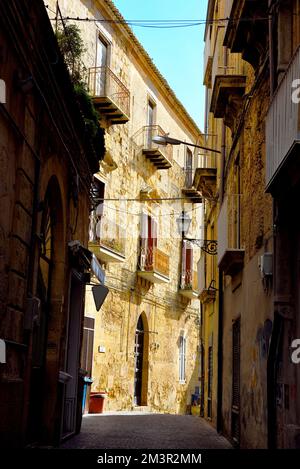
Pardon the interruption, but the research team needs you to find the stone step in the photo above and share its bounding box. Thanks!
[133,406,151,413]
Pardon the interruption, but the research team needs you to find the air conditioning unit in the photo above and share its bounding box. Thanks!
[258,253,273,278]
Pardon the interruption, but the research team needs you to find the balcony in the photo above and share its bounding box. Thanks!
[210,47,246,131]
[137,247,170,283]
[182,169,202,204]
[179,270,199,299]
[193,153,217,199]
[217,195,244,276]
[198,255,216,304]
[89,217,126,263]
[135,125,173,169]
[88,66,130,124]
[266,45,300,191]
[223,0,268,70]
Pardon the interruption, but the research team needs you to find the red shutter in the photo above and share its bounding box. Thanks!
[151,217,158,248]
[181,241,187,287]
[185,242,193,285]
[140,213,148,269]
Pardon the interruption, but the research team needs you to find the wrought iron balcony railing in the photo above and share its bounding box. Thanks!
[88,66,130,124]
[132,125,173,169]
[217,194,244,276]
[89,215,126,262]
[181,168,202,203]
[138,246,170,283]
[181,269,198,291]
[142,125,173,169]
[193,153,217,199]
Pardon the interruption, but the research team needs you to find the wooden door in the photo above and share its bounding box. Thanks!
[134,316,144,406]
[232,318,241,444]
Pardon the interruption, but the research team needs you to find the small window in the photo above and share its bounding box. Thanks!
[179,335,186,382]
[147,100,156,126]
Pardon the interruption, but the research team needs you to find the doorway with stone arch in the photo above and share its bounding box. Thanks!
[27,175,65,444]
[133,313,149,406]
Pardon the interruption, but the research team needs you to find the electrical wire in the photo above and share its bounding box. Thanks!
[102,202,203,217]
[97,196,215,202]
[44,9,271,28]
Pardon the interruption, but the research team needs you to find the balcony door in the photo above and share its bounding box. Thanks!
[181,240,193,288]
[141,213,157,270]
[146,101,155,148]
[96,36,108,95]
[185,148,193,187]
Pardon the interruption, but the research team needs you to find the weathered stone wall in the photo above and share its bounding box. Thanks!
[0,0,96,446]
[221,68,273,449]
[47,0,203,413]
[203,0,274,447]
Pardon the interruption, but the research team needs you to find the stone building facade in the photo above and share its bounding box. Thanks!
[45,0,204,414]
[263,0,300,450]
[203,0,300,449]
[0,0,104,447]
[202,0,274,448]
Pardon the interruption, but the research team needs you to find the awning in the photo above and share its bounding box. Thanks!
[91,253,105,284]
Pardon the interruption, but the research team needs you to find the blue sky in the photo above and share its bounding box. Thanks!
[113,0,208,130]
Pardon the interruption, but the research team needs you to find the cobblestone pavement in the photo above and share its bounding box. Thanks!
[61,413,233,449]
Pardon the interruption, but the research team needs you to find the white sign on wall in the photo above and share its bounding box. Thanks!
[0,339,6,363]
[0,80,6,104]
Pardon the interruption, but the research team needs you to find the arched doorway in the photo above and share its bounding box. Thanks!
[134,314,148,406]
[27,176,64,443]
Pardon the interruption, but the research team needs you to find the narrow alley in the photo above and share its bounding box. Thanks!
[61,413,232,449]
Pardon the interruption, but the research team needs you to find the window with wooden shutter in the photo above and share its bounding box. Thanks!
[140,213,158,271]
[81,317,95,377]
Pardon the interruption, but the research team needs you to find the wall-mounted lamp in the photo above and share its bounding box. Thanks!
[176,211,218,255]
[152,134,221,154]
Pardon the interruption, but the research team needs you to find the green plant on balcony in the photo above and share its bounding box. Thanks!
[101,238,124,254]
[55,23,105,160]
